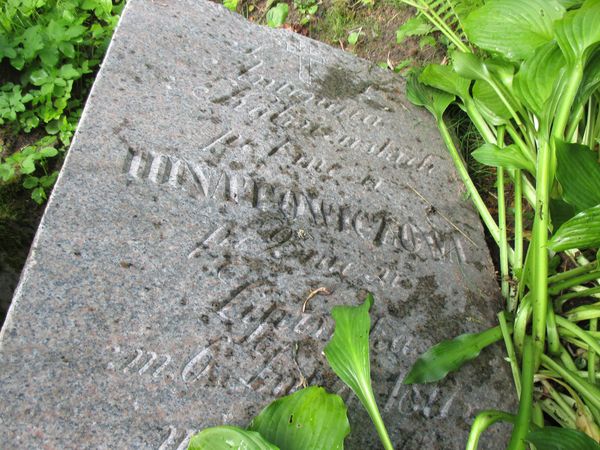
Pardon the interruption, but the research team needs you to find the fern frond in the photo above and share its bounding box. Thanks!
[400,0,471,53]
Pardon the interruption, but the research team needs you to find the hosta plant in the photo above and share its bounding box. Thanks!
[398,0,600,447]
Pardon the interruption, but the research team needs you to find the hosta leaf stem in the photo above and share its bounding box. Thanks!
[506,124,536,165]
[590,318,597,384]
[531,137,552,369]
[538,379,577,425]
[499,311,521,396]
[513,170,524,287]
[464,100,537,209]
[437,118,510,259]
[507,337,534,450]
[555,315,600,356]
[539,398,576,429]
[547,260,598,284]
[497,127,510,302]
[549,269,600,295]
[553,64,584,141]
[465,410,516,450]
[541,354,600,412]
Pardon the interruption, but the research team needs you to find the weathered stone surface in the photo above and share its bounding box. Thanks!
[0,1,514,448]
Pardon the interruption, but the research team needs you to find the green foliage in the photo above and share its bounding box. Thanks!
[223,0,238,11]
[395,0,484,58]
[188,426,279,450]
[554,1,600,65]
[526,427,600,450]
[418,34,435,48]
[187,295,393,450]
[188,387,349,450]
[472,143,535,174]
[0,84,33,124]
[419,63,470,98]
[401,0,600,446]
[0,0,122,202]
[549,205,600,252]
[323,295,374,409]
[555,140,600,212]
[266,3,288,28]
[323,294,393,450]
[0,136,59,203]
[249,387,349,450]
[347,29,362,46]
[463,0,565,61]
[471,79,512,125]
[512,42,566,119]
[403,326,504,384]
[406,72,454,121]
[395,16,432,44]
[399,0,470,51]
[293,0,318,26]
[451,50,489,80]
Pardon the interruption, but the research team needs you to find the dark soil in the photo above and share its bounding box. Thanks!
[0,183,45,326]
[0,123,50,326]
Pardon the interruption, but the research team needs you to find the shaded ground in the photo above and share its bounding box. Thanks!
[0,125,49,326]
[243,0,442,67]
[0,0,444,326]
[0,182,44,324]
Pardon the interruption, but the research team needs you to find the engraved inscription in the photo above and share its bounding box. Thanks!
[384,377,457,419]
[123,148,468,263]
[158,426,196,450]
[121,349,172,379]
[187,225,231,259]
[209,56,385,129]
[286,39,324,85]
[192,78,442,177]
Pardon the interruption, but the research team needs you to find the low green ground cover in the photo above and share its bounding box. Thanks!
[0,0,123,204]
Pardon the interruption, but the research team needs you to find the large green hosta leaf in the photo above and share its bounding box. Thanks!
[406,72,455,121]
[555,140,600,211]
[418,63,471,99]
[555,0,600,64]
[548,204,600,251]
[472,80,512,125]
[472,143,535,174]
[526,427,600,450]
[452,51,489,81]
[188,426,279,450]
[323,294,392,450]
[248,386,349,450]
[573,50,600,114]
[324,295,374,409]
[403,326,504,384]
[513,42,567,119]
[464,0,565,61]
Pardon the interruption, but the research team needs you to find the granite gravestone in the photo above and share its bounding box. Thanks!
[0,0,515,448]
